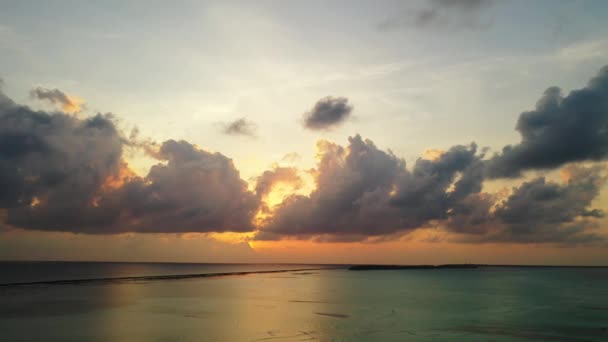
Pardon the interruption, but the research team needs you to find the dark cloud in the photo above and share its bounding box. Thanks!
[0,91,123,215]
[0,88,259,234]
[222,118,257,137]
[491,165,606,244]
[487,66,608,178]
[257,136,405,239]
[30,86,84,113]
[446,164,607,244]
[260,66,608,244]
[257,136,485,240]
[2,64,608,246]
[256,134,607,245]
[302,96,352,131]
[95,140,260,233]
[378,0,493,31]
[444,193,496,235]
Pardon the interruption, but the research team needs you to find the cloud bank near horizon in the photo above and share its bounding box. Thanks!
[1,65,608,245]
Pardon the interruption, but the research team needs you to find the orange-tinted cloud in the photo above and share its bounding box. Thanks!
[101,160,138,191]
[30,86,84,113]
[1,89,260,234]
[2,65,608,248]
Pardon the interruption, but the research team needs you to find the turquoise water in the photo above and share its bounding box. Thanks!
[0,263,607,341]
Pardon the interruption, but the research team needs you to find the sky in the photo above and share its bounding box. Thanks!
[1,0,608,264]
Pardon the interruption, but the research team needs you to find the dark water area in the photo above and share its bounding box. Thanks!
[0,263,607,341]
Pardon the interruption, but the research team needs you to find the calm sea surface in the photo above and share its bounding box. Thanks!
[0,262,607,341]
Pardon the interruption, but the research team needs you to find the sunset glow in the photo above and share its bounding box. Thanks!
[0,0,608,265]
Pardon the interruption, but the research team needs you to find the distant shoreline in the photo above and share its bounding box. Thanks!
[2,260,607,268]
[349,264,608,270]
[2,263,607,287]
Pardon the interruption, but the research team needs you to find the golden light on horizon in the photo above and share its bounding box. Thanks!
[207,231,256,244]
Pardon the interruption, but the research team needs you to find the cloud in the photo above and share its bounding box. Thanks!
[280,152,302,165]
[446,164,607,244]
[255,166,301,198]
[302,96,352,131]
[94,140,260,233]
[30,86,84,113]
[247,65,608,244]
[222,117,257,137]
[0,87,259,234]
[487,66,608,178]
[256,134,607,245]
[422,148,446,160]
[2,65,608,246]
[256,135,485,240]
[378,0,493,31]
[0,92,124,219]
[491,165,606,244]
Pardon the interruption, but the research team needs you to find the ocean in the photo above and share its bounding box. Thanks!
[0,262,607,341]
